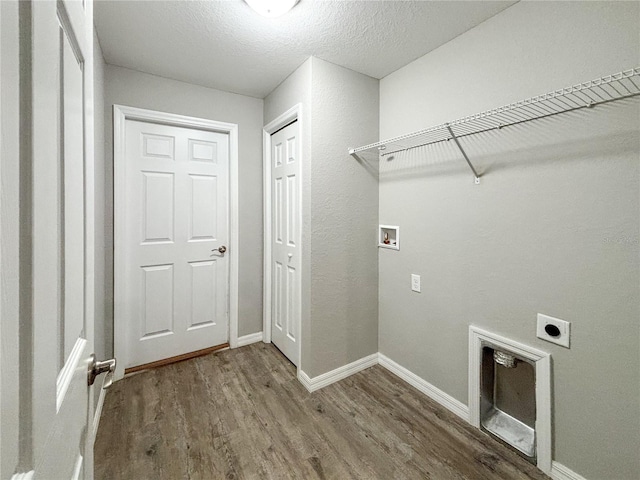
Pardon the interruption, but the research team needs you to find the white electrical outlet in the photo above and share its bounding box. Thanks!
[537,313,570,348]
[411,274,421,293]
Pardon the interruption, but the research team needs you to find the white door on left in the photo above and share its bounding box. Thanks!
[28,0,106,478]
[119,118,230,370]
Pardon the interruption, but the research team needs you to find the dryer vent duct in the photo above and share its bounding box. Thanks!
[493,350,518,368]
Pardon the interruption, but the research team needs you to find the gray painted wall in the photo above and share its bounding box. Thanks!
[263,58,312,127]
[265,57,379,378]
[378,2,639,478]
[309,58,379,377]
[103,65,265,358]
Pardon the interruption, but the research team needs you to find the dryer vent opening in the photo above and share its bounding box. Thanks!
[480,345,536,463]
[470,327,551,473]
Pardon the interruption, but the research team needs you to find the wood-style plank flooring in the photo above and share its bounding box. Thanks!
[95,343,549,480]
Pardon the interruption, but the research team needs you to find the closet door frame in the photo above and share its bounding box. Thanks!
[262,104,303,370]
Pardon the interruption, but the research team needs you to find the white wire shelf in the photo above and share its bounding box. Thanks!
[349,67,640,184]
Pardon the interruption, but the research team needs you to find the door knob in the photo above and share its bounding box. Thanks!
[212,245,227,254]
[88,354,117,389]
[288,253,293,260]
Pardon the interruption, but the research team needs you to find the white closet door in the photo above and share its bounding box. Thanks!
[271,121,300,366]
[122,119,229,369]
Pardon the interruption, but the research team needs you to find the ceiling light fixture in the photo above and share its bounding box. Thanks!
[244,0,300,18]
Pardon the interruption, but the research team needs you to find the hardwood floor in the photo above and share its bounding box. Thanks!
[95,343,549,480]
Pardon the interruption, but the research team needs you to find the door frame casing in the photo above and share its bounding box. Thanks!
[262,104,303,370]
[0,1,21,476]
[113,105,239,380]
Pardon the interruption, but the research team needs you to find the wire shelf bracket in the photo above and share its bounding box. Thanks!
[348,67,640,185]
[446,125,480,184]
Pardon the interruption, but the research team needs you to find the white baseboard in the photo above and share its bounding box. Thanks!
[92,378,108,442]
[298,353,379,393]
[550,462,587,480]
[378,353,469,421]
[298,352,469,421]
[297,370,314,391]
[236,332,264,347]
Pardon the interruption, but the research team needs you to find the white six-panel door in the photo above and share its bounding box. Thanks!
[121,119,229,369]
[271,121,300,366]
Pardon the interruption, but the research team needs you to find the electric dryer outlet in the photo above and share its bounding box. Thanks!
[536,313,570,348]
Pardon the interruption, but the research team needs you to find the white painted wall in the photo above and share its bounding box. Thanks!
[378,2,639,478]
[265,57,379,377]
[103,65,265,357]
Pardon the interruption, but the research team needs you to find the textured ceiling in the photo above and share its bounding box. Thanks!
[94,0,516,98]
